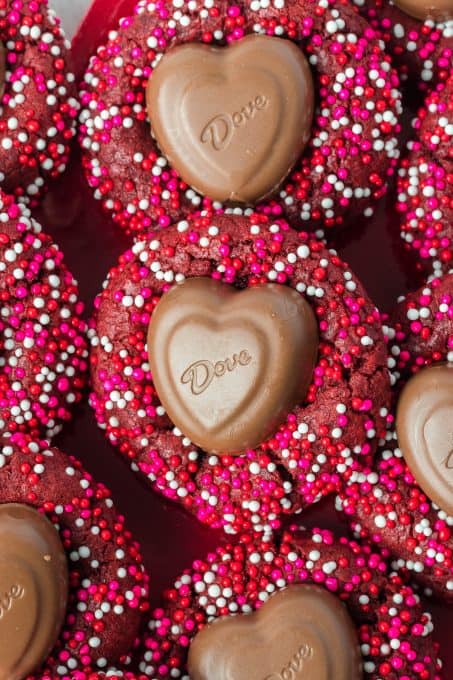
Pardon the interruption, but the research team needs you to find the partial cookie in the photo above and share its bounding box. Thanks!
[397,77,453,276]
[79,0,401,237]
[0,0,78,202]
[389,269,453,381]
[0,432,149,677]
[338,429,453,602]
[338,272,453,601]
[0,191,87,439]
[353,0,452,89]
[89,212,390,535]
[104,527,441,679]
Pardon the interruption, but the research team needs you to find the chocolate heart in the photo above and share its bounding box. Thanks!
[396,363,453,515]
[393,0,452,21]
[187,585,363,680]
[147,277,318,455]
[0,503,68,680]
[146,35,314,204]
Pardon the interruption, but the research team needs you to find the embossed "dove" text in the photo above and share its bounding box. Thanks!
[180,350,252,395]
[200,95,269,151]
[0,584,24,619]
[264,643,313,680]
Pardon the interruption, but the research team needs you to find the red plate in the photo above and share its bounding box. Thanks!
[35,0,453,673]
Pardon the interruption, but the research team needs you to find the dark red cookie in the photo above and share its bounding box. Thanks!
[388,270,453,374]
[337,429,453,602]
[0,432,149,678]
[397,77,453,277]
[78,0,401,237]
[97,527,441,679]
[352,0,452,90]
[0,191,88,439]
[0,0,78,203]
[338,272,453,601]
[89,212,390,535]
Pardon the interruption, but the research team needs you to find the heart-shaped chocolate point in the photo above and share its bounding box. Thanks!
[396,363,453,515]
[147,277,318,455]
[146,35,314,204]
[0,504,68,680]
[187,585,363,680]
[394,0,452,21]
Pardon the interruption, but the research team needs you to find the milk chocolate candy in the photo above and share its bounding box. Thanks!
[187,584,363,680]
[147,278,318,455]
[396,363,453,515]
[0,503,68,680]
[394,0,452,21]
[146,35,314,204]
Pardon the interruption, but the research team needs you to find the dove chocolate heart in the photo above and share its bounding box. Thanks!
[187,585,363,680]
[396,363,453,515]
[146,35,314,204]
[393,0,452,21]
[0,503,68,680]
[147,278,318,455]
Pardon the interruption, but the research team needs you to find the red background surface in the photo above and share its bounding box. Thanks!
[35,0,453,673]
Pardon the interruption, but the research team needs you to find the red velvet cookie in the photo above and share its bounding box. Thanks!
[79,0,401,238]
[0,0,78,203]
[397,77,453,277]
[388,270,453,378]
[0,191,88,439]
[0,432,149,678]
[99,527,441,679]
[338,272,453,601]
[352,0,452,90]
[89,212,390,536]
